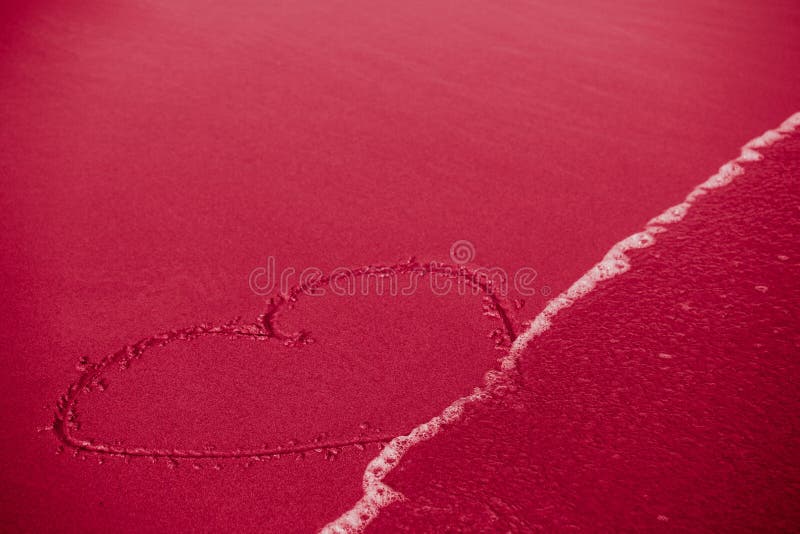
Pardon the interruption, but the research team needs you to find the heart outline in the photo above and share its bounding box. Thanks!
[52,258,519,461]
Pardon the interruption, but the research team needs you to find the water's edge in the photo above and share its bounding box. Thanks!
[322,112,800,533]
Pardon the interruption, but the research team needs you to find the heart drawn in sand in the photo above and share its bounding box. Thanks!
[51,259,520,464]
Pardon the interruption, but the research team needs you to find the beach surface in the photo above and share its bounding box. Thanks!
[1,1,798,532]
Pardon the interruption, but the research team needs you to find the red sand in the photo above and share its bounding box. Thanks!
[1,1,799,532]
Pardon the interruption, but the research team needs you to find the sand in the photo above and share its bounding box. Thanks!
[1,0,798,532]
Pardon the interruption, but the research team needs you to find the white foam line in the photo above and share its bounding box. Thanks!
[321,112,800,534]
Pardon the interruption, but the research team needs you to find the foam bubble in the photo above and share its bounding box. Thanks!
[648,202,691,226]
[777,112,800,132]
[737,147,762,162]
[565,278,596,300]
[744,130,783,149]
[542,296,573,318]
